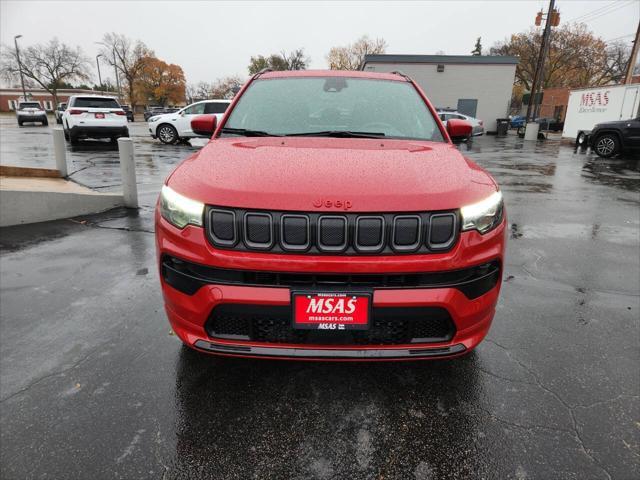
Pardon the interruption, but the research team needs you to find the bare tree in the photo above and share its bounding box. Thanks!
[186,82,211,103]
[282,49,310,70]
[490,23,630,89]
[210,76,245,99]
[248,49,308,75]
[326,35,387,70]
[99,33,153,108]
[1,38,91,106]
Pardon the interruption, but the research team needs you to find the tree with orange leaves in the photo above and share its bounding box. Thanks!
[135,56,186,106]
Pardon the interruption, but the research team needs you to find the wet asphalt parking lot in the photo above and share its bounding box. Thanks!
[0,115,639,479]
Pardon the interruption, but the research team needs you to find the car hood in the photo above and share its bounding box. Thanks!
[150,113,176,121]
[167,137,498,212]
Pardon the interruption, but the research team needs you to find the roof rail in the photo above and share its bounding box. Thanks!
[252,68,273,79]
[390,70,411,81]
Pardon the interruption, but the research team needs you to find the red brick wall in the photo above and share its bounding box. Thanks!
[539,87,570,120]
[0,89,119,112]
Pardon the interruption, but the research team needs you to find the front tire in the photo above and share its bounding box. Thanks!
[594,133,620,158]
[42,118,48,126]
[157,124,178,144]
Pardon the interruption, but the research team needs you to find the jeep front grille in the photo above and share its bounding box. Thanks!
[205,207,458,255]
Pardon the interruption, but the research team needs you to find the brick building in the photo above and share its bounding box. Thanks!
[0,88,120,112]
[536,87,571,120]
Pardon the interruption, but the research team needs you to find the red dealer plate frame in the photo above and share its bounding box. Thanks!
[95,112,105,119]
[291,292,372,331]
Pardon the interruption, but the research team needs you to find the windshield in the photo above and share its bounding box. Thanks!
[223,77,444,142]
[19,102,41,109]
[73,97,120,108]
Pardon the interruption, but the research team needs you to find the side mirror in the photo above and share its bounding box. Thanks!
[446,119,473,143]
[191,114,217,137]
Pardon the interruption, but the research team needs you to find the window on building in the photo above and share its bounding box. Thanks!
[553,105,564,120]
[8,100,17,111]
[44,101,53,111]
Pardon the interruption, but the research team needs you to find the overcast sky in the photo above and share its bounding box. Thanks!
[1,0,638,85]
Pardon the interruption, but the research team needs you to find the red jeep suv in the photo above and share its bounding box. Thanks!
[156,70,506,360]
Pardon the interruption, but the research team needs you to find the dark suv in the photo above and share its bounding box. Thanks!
[590,117,640,158]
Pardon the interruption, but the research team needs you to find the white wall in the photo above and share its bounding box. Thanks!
[562,84,640,139]
[363,62,517,132]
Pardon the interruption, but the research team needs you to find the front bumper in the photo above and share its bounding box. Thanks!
[156,211,506,361]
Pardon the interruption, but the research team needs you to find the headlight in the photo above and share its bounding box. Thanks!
[159,185,204,229]
[149,116,160,122]
[461,191,504,234]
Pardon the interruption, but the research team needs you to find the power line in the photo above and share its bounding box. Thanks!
[566,0,628,23]
[604,33,635,43]
[567,0,637,24]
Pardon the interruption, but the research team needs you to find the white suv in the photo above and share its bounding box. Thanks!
[437,110,484,136]
[16,100,48,126]
[148,100,231,144]
[62,95,129,145]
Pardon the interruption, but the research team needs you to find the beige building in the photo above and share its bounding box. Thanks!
[361,54,519,132]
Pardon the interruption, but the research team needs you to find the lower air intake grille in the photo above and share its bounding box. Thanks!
[205,304,455,345]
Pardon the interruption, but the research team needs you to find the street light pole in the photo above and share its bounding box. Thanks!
[13,35,27,100]
[112,49,122,101]
[95,41,121,100]
[96,54,104,94]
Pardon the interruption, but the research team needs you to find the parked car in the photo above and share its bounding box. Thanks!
[144,106,179,121]
[148,100,231,144]
[437,109,484,136]
[121,104,134,122]
[16,101,48,126]
[156,70,505,361]
[536,117,564,132]
[55,102,67,124]
[588,117,640,158]
[509,115,526,129]
[144,106,165,121]
[62,95,128,145]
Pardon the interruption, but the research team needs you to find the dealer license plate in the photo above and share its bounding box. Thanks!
[95,113,105,119]
[292,292,371,330]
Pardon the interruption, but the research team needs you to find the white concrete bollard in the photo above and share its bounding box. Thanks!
[53,127,68,177]
[523,122,540,141]
[117,137,139,209]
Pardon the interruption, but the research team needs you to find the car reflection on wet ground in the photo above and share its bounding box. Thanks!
[0,116,638,479]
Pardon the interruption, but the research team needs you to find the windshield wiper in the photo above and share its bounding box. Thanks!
[220,127,280,137]
[287,130,386,138]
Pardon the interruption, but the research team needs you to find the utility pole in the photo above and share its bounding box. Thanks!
[96,54,104,94]
[13,35,27,100]
[623,20,640,84]
[526,0,556,123]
